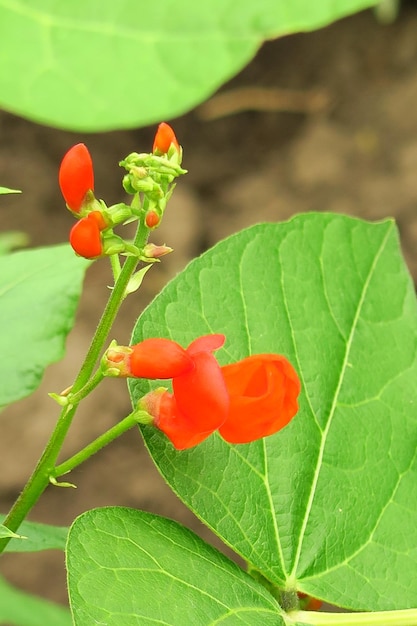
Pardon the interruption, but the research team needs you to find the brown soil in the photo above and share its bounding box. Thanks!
[1,4,417,612]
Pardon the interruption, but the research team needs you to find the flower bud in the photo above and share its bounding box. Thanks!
[59,143,94,213]
[145,210,160,229]
[69,215,102,259]
[142,243,173,259]
[152,123,180,155]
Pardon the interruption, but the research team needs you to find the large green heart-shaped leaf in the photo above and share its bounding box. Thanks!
[0,0,378,130]
[129,214,417,611]
[67,507,285,625]
[0,244,88,408]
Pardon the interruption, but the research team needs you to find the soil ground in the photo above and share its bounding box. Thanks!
[2,3,417,614]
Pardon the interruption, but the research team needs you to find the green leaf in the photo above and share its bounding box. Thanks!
[0,244,89,408]
[0,574,72,626]
[67,506,285,625]
[130,214,417,611]
[0,187,21,194]
[0,0,378,131]
[0,515,67,552]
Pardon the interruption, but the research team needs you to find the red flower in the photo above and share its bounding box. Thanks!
[59,143,94,213]
[219,354,300,444]
[69,213,103,259]
[152,122,180,154]
[132,336,301,450]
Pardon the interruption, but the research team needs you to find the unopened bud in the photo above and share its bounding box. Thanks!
[142,243,173,259]
[145,210,160,229]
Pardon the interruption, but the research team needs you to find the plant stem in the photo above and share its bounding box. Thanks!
[287,608,417,626]
[0,216,149,554]
[66,368,104,405]
[53,411,140,478]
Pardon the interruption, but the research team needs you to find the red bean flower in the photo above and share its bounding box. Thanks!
[59,143,94,213]
[105,336,301,450]
[69,212,103,259]
[152,122,180,155]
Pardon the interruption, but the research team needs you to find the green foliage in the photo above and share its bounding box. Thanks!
[129,214,417,612]
[0,515,67,552]
[0,244,88,408]
[0,0,378,131]
[67,507,285,625]
[0,574,71,626]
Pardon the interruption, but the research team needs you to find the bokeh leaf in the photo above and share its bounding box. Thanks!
[0,244,88,408]
[67,506,285,626]
[0,574,71,626]
[0,515,67,552]
[130,214,417,611]
[0,0,378,130]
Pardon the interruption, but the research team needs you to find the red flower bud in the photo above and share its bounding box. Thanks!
[145,210,160,229]
[69,214,102,259]
[152,122,180,154]
[59,143,94,213]
[218,354,301,444]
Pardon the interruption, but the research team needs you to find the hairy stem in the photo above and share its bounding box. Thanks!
[0,215,149,554]
[53,411,142,478]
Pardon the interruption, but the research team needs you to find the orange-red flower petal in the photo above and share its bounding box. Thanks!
[129,338,194,379]
[152,122,180,154]
[218,354,301,444]
[69,216,102,259]
[59,143,94,212]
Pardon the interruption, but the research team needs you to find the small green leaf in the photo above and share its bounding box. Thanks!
[0,523,25,540]
[0,244,89,408]
[67,507,285,625]
[0,515,68,552]
[130,214,417,611]
[0,574,72,626]
[0,0,378,131]
[0,186,21,194]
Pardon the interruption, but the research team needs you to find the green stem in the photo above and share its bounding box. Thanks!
[53,411,140,478]
[0,214,149,554]
[287,609,417,626]
[110,252,122,282]
[66,368,104,405]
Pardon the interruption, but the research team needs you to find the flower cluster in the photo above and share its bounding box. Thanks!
[58,123,184,259]
[103,335,301,450]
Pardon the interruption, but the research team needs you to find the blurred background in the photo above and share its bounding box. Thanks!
[1,2,417,608]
